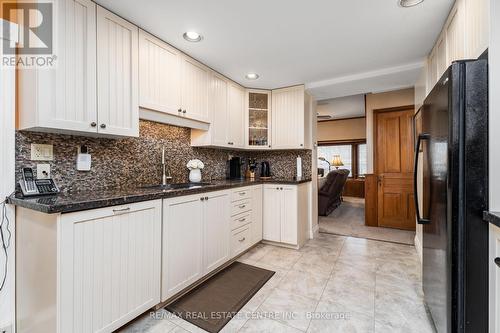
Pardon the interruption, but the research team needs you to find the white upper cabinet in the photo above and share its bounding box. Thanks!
[227,82,246,148]
[139,30,181,116]
[18,0,98,134]
[465,0,489,59]
[96,6,139,137]
[210,73,230,146]
[424,0,489,95]
[181,55,210,123]
[246,90,272,149]
[272,85,306,149]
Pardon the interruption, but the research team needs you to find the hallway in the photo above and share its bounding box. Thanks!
[319,197,416,245]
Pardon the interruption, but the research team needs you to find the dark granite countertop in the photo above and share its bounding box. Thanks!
[7,178,311,214]
[484,211,500,229]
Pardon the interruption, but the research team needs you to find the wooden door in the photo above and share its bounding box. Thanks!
[162,194,203,301]
[227,83,245,148]
[181,55,209,122]
[375,108,416,230]
[59,200,162,333]
[271,85,305,149]
[263,186,281,242]
[210,73,229,146]
[203,191,230,274]
[97,5,139,137]
[139,30,181,115]
[280,185,298,245]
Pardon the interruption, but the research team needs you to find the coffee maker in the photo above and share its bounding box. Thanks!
[227,156,243,179]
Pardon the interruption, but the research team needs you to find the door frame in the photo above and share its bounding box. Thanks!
[372,104,415,227]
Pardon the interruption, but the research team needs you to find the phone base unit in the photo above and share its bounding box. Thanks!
[19,167,60,197]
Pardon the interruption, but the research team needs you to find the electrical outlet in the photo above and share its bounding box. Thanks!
[0,323,12,333]
[37,164,51,179]
[31,144,53,161]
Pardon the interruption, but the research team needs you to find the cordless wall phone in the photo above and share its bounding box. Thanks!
[19,167,60,197]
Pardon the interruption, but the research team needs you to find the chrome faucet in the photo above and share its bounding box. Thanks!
[162,146,173,185]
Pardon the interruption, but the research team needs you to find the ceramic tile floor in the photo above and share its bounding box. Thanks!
[117,234,435,333]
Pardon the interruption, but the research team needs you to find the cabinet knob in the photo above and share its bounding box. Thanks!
[100,124,106,129]
[205,196,208,200]
[178,108,182,112]
[238,237,246,242]
[495,257,500,267]
[200,197,205,201]
[300,144,303,147]
[276,187,279,190]
[269,145,271,148]
[183,110,187,114]
[90,122,97,127]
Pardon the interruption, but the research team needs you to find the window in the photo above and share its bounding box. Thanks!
[318,145,353,176]
[358,144,367,176]
[318,141,366,178]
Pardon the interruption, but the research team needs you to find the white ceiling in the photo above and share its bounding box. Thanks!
[317,94,366,120]
[94,0,454,100]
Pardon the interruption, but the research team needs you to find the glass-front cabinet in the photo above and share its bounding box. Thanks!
[246,90,271,148]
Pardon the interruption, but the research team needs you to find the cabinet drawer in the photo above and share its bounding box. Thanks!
[231,225,251,257]
[231,200,251,216]
[231,188,251,202]
[231,213,251,231]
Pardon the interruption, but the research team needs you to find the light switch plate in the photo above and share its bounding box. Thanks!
[31,144,53,161]
[37,164,51,179]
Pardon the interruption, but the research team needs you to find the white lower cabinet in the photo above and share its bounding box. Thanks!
[162,191,230,301]
[16,200,162,333]
[251,185,263,244]
[490,223,500,333]
[263,184,308,247]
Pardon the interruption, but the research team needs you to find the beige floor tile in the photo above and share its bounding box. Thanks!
[239,318,303,333]
[292,253,337,277]
[277,270,329,300]
[258,288,318,331]
[258,247,303,269]
[308,300,374,333]
[321,280,375,316]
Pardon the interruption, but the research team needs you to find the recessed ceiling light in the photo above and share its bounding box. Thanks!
[183,31,203,42]
[399,0,424,7]
[245,73,259,80]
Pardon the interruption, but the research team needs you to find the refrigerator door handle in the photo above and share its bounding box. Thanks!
[414,133,431,225]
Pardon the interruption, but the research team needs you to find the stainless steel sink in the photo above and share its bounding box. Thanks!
[139,182,215,190]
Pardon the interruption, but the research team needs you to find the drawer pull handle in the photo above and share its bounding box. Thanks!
[113,207,130,214]
[238,237,246,242]
[239,218,246,222]
[239,204,246,209]
[495,257,500,267]
[239,192,246,195]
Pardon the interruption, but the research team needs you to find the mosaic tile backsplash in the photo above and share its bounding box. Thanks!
[15,120,312,193]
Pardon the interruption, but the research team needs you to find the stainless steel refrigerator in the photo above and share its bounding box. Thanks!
[414,58,489,333]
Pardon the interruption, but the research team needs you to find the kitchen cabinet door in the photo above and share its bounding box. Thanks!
[181,55,209,122]
[446,3,466,64]
[97,5,139,137]
[210,73,230,146]
[59,200,162,333]
[18,0,98,134]
[280,186,298,245]
[272,85,305,149]
[203,191,230,274]
[465,0,489,59]
[490,224,500,333]
[162,195,204,301]
[263,186,281,242]
[436,34,448,78]
[228,82,246,148]
[139,30,181,116]
[251,185,263,244]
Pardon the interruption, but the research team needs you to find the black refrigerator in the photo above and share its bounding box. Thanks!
[415,58,488,333]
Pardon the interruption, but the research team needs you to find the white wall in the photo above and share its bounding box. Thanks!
[490,0,500,211]
[0,19,17,331]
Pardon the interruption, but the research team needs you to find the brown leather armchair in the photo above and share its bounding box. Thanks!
[318,169,350,216]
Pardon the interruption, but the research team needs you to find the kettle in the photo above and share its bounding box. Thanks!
[260,161,271,178]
